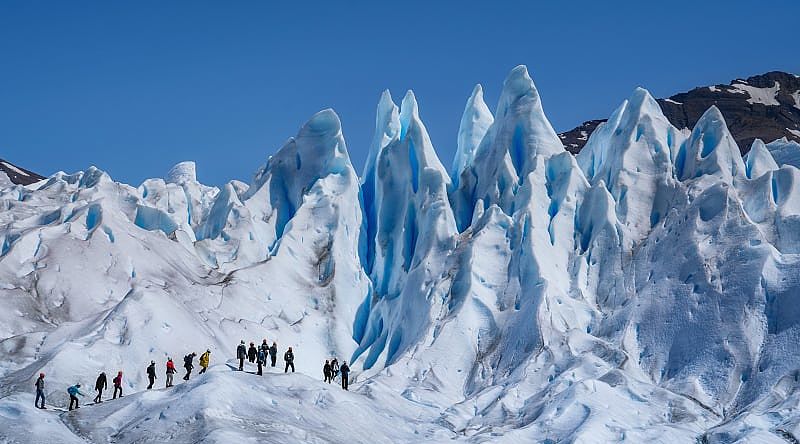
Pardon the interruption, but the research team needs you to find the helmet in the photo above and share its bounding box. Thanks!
[240,340,245,344]
[76,383,81,388]
[39,373,44,378]
[206,349,210,353]
[151,360,155,364]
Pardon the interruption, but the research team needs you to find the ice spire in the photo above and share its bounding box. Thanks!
[450,65,564,230]
[676,106,746,183]
[166,161,197,184]
[744,139,779,179]
[452,84,494,188]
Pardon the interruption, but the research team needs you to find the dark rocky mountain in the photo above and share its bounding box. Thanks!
[559,71,800,154]
[0,158,45,185]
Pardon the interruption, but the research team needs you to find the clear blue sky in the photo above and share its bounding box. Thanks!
[1,0,798,186]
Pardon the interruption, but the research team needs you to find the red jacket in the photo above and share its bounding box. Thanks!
[113,375,122,387]
[166,360,176,374]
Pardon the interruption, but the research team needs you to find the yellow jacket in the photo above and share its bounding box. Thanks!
[199,351,210,368]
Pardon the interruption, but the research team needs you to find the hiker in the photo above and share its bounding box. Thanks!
[284,347,295,373]
[331,358,339,379]
[257,347,266,376]
[323,360,332,383]
[67,383,85,410]
[166,358,176,387]
[199,349,211,374]
[94,372,107,403]
[259,339,269,358]
[112,371,123,399]
[248,342,257,363]
[183,352,196,380]
[34,373,45,409]
[147,361,157,389]
[237,341,247,371]
[269,342,278,367]
[340,361,350,390]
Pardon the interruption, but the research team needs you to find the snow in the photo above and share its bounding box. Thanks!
[767,137,800,169]
[731,81,781,106]
[792,90,800,110]
[664,98,683,104]
[788,128,800,138]
[3,65,800,443]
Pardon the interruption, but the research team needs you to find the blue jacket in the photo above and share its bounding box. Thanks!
[67,385,84,397]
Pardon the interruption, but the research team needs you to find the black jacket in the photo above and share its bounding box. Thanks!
[269,345,278,357]
[247,346,257,360]
[237,344,247,359]
[95,373,107,390]
[340,364,350,376]
[323,363,332,375]
[284,350,294,363]
[147,364,156,378]
[184,354,194,369]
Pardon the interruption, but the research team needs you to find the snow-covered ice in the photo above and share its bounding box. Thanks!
[3,65,800,443]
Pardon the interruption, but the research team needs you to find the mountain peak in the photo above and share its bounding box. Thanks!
[559,71,800,154]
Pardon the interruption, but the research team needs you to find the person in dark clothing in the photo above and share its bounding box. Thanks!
[269,342,278,367]
[257,348,266,376]
[183,353,196,380]
[94,372,107,403]
[146,361,157,389]
[112,371,123,399]
[323,360,332,383]
[237,340,247,371]
[34,373,45,409]
[260,339,269,357]
[247,342,257,363]
[68,384,85,410]
[284,347,295,373]
[340,361,350,390]
[166,358,176,387]
[330,358,339,379]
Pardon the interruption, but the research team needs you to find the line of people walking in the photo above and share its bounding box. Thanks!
[34,339,352,411]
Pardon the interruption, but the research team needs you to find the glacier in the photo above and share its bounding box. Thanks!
[2,65,800,443]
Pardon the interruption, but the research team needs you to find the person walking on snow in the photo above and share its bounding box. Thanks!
[183,352,196,381]
[67,383,85,410]
[269,342,278,367]
[112,371,124,399]
[323,360,332,383]
[284,347,295,373]
[340,361,350,391]
[330,358,339,379]
[237,341,247,371]
[199,349,211,374]
[34,373,45,409]
[147,361,157,389]
[94,372,107,403]
[257,347,266,376]
[248,342,257,364]
[165,358,176,387]
[260,339,269,358]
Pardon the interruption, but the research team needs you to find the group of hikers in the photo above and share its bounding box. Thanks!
[34,339,353,411]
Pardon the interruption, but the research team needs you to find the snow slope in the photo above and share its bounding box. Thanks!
[3,65,800,443]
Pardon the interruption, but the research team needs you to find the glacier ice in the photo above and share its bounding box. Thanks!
[2,65,800,443]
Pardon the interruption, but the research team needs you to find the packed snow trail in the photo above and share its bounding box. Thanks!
[3,65,800,442]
